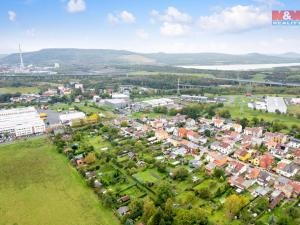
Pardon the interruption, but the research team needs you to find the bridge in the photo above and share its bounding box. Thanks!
[213,77,300,87]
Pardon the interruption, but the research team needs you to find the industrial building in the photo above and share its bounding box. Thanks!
[59,111,86,126]
[266,97,287,114]
[112,93,130,100]
[142,98,174,107]
[102,99,129,109]
[0,107,46,137]
[181,95,208,102]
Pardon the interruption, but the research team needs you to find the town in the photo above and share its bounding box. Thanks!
[0,80,299,225]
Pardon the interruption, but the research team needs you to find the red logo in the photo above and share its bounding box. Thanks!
[272,10,300,20]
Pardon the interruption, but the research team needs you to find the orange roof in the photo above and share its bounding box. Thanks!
[248,168,260,179]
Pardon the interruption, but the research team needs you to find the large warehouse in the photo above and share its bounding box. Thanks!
[266,97,287,114]
[0,107,46,137]
[59,111,86,126]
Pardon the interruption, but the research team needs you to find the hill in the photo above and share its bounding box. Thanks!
[1,48,300,68]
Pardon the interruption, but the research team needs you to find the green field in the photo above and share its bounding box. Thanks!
[0,137,119,225]
[0,87,39,94]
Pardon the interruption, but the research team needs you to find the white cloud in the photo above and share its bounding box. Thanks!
[198,5,270,33]
[151,6,192,23]
[67,0,86,13]
[107,10,136,24]
[160,22,190,37]
[150,7,191,37]
[136,29,149,39]
[120,11,136,23]
[8,11,16,22]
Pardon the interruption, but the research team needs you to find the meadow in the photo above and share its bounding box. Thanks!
[0,137,119,225]
[0,86,39,94]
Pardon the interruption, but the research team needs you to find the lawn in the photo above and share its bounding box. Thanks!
[133,168,164,184]
[288,104,300,116]
[50,103,115,118]
[0,137,119,225]
[130,111,166,119]
[0,86,39,94]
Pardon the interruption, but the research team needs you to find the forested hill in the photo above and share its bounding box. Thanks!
[1,48,300,67]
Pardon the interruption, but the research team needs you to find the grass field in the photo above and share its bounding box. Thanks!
[0,137,119,225]
[0,87,40,94]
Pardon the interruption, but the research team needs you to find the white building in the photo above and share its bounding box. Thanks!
[112,93,130,100]
[291,98,300,105]
[266,97,287,114]
[0,107,46,137]
[142,98,174,107]
[59,111,86,126]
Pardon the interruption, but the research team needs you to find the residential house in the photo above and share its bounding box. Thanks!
[244,127,263,138]
[257,170,273,187]
[275,160,299,178]
[233,123,243,133]
[177,127,188,138]
[264,132,288,144]
[229,175,254,191]
[205,151,228,174]
[210,141,233,155]
[212,117,224,128]
[269,190,284,209]
[274,176,294,198]
[235,149,251,162]
[259,154,274,169]
[246,167,260,180]
[288,138,300,148]
[155,129,169,141]
[117,206,129,216]
[187,130,201,143]
[226,159,248,176]
[186,118,196,129]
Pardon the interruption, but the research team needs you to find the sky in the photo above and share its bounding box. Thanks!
[0,0,300,54]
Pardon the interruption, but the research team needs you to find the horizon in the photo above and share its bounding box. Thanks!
[1,0,300,54]
[2,47,300,56]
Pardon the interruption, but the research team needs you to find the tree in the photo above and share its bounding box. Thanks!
[224,194,247,219]
[129,199,143,219]
[240,118,249,128]
[174,208,208,225]
[285,206,300,218]
[142,198,156,223]
[219,109,231,119]
[213,167,225,179]
[84,152,96,164]
[147,207,164,225]
[172,167,189,181]
[102,192,116,208]
[255,197,269,212]
[196,187,211,200]
[120,121,129,127]
[156,181,174,205]
[204,129,211,137]
[163,198,174,224]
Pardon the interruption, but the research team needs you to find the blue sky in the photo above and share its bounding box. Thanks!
[0,0,299,54]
